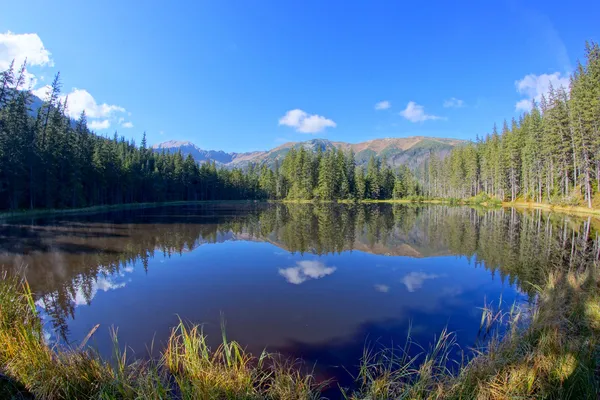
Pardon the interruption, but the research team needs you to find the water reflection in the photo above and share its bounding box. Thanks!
[402,272,444,292]
[279,260,337,284]
[373,284,390,293]
[0,203,598,385]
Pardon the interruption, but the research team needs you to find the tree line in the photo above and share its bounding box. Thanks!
[421,41,600,208]
[0,61,421,210]
[1,40,599,210]
[0,66,271,210]
[257,147,420,201]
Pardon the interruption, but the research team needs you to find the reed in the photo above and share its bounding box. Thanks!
[1,266,599,399]
[0,273,324,399]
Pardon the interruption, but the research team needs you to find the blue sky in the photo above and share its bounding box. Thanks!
[1,1,598,152]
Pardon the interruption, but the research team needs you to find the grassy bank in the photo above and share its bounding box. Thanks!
[0,273,324,399]
[348,267,600,399]
[1,264,599,399]
[504,200,600,218]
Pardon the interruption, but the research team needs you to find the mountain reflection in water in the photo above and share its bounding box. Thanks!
[1,203,597,387]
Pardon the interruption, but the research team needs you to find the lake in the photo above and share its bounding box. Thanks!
[1,203,597,388]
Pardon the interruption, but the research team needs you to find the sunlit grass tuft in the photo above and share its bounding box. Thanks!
[163,320,263,399]
[1,265,599,399]
[0,273,325,399]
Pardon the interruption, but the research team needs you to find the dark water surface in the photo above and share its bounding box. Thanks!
[1,203,598,387]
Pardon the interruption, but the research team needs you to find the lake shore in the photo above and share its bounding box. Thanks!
[2,263,598,398]
[1,202,599,398]
[285,198,600,218]
[0,200,260,221]
[3,198,600,221]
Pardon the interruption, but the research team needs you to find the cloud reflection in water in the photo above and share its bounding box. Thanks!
[278,260,336,284]
[374,284,390,293]
[401,272,444,292]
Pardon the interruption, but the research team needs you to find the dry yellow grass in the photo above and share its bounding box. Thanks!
[1,265,599,399]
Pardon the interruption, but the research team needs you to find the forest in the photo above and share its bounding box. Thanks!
[0,41,599,210]
[421,41,600,207]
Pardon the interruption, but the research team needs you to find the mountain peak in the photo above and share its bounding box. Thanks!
[151,136,465,169]
[152,140,196,149]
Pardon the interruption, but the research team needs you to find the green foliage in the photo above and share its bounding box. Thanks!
[420,41,600,208]
[2,206,599,398]
[0,274,325,399]
[276,147,417,201]
[0,67,269,210]
[3,42,600,210]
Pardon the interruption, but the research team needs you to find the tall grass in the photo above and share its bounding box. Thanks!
[0,272,325,399]
[354,267,600,399]
[1,266,599,399]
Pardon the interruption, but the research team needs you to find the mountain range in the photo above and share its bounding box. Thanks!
[152,136,465,169]
[24,93,463,170]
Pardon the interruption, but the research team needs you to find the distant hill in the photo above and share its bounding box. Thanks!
[152,136,466,170]
[152,140,236,164]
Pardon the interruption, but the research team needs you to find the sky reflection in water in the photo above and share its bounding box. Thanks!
[3,203,591,385]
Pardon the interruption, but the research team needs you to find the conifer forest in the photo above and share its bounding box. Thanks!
[1,41,599,210]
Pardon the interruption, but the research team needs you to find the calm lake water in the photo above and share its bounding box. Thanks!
[1,203,598,387]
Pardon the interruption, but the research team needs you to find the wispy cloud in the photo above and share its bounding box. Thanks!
[374,100,391,110]
[443,98,465,108]
[399,101,443,123]
[520,9,571,73]
[278,109,336,134]
[279,260,336,284]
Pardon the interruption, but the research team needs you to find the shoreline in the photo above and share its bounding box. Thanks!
[2,198,600,221]
[0,200,260,221]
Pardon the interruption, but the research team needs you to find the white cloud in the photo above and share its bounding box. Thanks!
[278,260,336,284]
[89,119,110,130]
[399,101,442,123]
[32,86,129,129]
[514,72,569,112]
[374,284,390,293]
[402,272,443,292]
[278,109,336,134]
[443,97,465,108]
[0,31,53,69]
[0,31,53,89]
[515,99,532,112]
[31,84,51,99]
[374,100,391,110]
[60,88,125,119]
[2,31,131,130]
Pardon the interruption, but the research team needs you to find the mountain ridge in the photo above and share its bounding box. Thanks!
[152,136,466,169]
